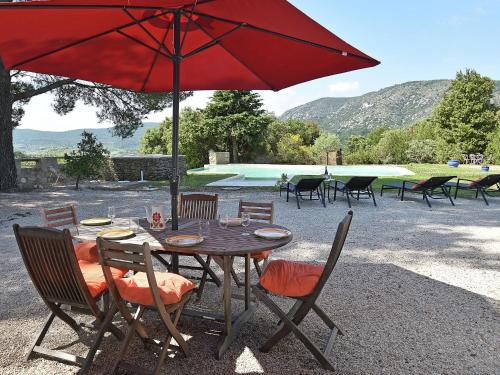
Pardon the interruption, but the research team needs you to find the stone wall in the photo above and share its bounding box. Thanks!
[110,155,186,181]
[16,157,64,190]
[209,150,230,165]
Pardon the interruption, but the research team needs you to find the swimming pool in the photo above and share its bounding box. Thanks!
[188,164,414,187]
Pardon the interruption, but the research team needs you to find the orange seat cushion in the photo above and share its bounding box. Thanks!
[260,260,324,297]
[79,260,127,298]
[411,180,428,190]
[251,250,272,261]
[75,242,99,263]
[114,272,196,306]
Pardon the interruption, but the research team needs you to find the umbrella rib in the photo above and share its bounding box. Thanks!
[182,23,244,60]
[190,10,378,64]
[116,30,171,60]
[141,27,171,92]
[180,3,198,50]
[122,8,174,57]
[10,9,171,70]
[191,19,274,90]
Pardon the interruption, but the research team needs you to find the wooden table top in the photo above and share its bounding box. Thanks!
[74,218,293,256]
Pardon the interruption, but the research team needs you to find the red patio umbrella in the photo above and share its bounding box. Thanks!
[0,0,379,229]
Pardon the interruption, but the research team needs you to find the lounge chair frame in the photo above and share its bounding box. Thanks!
[280,178,326,209]
[252,211,353,371]
[97,238,193,375]
[446,174,500,205]
[380,176,456,208]
[13,225,122,372]
[327,177,377,207]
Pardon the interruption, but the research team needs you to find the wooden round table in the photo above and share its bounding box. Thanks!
[74,218,293,359]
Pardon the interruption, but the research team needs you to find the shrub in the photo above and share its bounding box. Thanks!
[485,127,500,164]
[406,139,438,163]
[375,129,410,164]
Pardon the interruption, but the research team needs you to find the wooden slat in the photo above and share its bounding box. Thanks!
[47,219,75,228]
[104,249,145,263]
[104,259,147,273]
[45,212,74,222]
[43,206,73,215]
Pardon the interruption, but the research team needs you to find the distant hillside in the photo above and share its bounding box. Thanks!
[14,122,159,156]
[281,80,500,140]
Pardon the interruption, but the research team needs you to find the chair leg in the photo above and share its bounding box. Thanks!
[231,260,244,288]
[442,187,455,206]
[82,304,122,373]
[195,254,221,300]
[295,191,301,209]
[111,305,147,374]
[26,310,56,361]
[479,188,489,205]
[423,191,432,208]
[401,188,405,201]
[370,186,377,207]
[318,187,326,207]
[345,190,352,208]
[253,258,263,276]
[286,189,289,202]
[253,288,335,371]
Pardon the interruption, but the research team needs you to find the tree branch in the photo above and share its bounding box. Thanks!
[12,78,75,102]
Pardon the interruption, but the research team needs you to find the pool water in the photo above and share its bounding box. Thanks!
[189,163,414,179]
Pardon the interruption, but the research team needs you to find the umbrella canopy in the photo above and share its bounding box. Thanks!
[0,0,379,228]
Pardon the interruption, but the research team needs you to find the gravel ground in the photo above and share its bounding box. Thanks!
[0,187,498,375]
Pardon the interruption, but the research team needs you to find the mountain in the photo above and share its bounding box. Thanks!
[281,80,500,140]
[14,122,159,156]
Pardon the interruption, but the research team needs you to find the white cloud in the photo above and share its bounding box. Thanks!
[328,81,360,93]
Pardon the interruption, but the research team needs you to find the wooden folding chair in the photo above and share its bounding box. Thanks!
[170,193,221,299]
[97,238,195,375]
[252,211,353,371]
[13,224,123,372]
[231,200,275,287]
[41,205,99,263]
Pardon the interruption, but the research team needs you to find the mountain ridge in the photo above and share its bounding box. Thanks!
[281,79,500,140]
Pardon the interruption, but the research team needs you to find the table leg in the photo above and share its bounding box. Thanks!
[171,253,179,274]
[217,254,256,359]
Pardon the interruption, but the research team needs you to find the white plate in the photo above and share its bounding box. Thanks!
[166,235,204,247]
[254,228,291,240]
[97,229,134,240]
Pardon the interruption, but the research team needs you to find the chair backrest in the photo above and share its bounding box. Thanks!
[41,205,77,228]
[13,224,98,313]
[179,193,218,220]
[474,174,500,188]
[295,178,325,191]
[238,200,274,224]
[417,176,456,190]
[344,176,377,190]
[311,211,353,299]
[97,238,170,314]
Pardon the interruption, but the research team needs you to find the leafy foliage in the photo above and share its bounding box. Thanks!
[276,134,314,164]
[312,133,340,164]
[406,140,438,163]
[62,131,110,189]
[431,69,498,153]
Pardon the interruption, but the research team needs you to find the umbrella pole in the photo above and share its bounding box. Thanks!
[171,9,181,234]
[170,10,181,273]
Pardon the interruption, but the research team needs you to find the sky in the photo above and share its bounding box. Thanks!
[18,0,500,131]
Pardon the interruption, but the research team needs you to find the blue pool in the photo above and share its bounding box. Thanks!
[188,164,414,187]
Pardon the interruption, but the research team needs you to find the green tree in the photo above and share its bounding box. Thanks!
[485,126,500,164]
[375,129,410,164]
[276,134,314,164]
[62,131,110,189]
[312,133,341,164]
[266,119,321,158]
[203,90,271,162]
[0,57,191,191]
[406,139,438,163]
[432,69,498,153]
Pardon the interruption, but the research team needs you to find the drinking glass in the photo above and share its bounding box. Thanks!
[241,212,251,227]
[241,212,251,236]
[218,214,228,229]
[198,220,210,238]
[108,206,116,224]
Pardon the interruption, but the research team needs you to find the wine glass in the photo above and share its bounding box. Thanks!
[218,214,228,229]
[198,220,210,238]
[108,206,116,224]
[241,213,251,235]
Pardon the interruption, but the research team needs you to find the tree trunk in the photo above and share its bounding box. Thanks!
[0,59,17,192]
[231,137,238,163]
